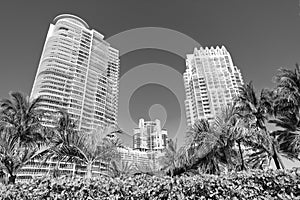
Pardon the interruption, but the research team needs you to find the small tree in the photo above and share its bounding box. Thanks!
[108,160,134,177]
[159,139,184,176]
[53,125,121,179]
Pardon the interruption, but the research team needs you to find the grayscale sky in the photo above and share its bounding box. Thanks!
[0,0,299,167]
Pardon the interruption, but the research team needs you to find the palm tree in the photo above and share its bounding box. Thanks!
[40,109,78,177]
[270,112,300,162]
[185,119,228,174]
[159,139,181,176]
[273,64,300,116]
[213,104,243,171]
[243,127,273,169]
[0,91,45,147]
[271,64,300,162]
[235,82,284,169]
[235,82,273,130]
[185,104,263,174]
[53,124,121,179]
[108,160,134,177]
[0,129,49,184]
[48,110,122,179]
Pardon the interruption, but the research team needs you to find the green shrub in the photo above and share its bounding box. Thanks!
[0,169,299,199]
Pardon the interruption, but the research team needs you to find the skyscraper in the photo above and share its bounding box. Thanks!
[17,14,119,182]
[31,14,119,132]
[133,119,168,151]
[184,46,243,126]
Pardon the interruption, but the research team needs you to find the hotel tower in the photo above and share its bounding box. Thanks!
[30,14,119,132]
[184,46,243,126]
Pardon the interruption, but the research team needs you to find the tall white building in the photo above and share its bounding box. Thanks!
[17,14,119,182]
[184,46,243,126]
[133,119,168,151]
[31,14,119,132]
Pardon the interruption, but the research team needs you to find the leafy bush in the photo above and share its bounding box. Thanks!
[0,169,299,199]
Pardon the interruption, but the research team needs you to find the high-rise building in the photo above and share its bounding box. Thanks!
[18,14,119,182]
[30,14,119,132]
[184,46,243,126]
[133,119,168,151]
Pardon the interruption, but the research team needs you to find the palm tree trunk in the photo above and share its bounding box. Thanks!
[272,144,285,169]
[86,162,92,179]
[277,154,285,170]
[272,154,281,169]
[238,141,245,171]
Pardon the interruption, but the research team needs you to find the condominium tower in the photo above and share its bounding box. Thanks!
[30,14,119,132]
[184,46,243,126]
[133,119,168,151]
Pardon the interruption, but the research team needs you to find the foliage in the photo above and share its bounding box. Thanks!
[0,169,299,199]
[271,64,300,162]
[0,129,49,184]
[0,91,45,147]
[235,82,273,130]
[183,105,249,174]
[51,129,120,179]
[185,119,222,174]
[51,118,120,178]
[270,110,300,161]
[235,82,284,170]
[107,160,135,177]
[159,139,185,176]
[0,92,49,184]
[273,63,300,115]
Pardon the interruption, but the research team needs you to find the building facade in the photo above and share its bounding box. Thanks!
[133,119,168,151]
[184,46,243,126]
[31,14,119,132]
[118,147,161,171]
[17,159,106,182]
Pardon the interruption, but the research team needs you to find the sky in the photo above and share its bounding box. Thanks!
[0,1,299,167]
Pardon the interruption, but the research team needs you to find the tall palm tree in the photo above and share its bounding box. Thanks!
[0,129,49,184]
[0,91,45,147]
[271,64,300,162]
[235,82,284,169]
[235,82,273,130]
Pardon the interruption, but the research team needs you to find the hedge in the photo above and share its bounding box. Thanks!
[0,169,299,199]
